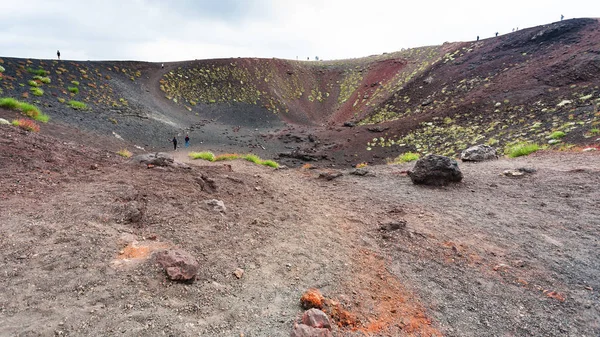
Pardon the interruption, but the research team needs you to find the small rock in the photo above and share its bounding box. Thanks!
[291,323,332,337]
[0,118,10,125]
[90,164,99,170]
[582,147,597,152]
[350,168,369,176]
[343,122,355,127]
[302,308,332,329]
[460,145,498,162]
[233,268,244,279]
[155,249,199,282]
[300,289,324,310]
[379,220,407,231]
[204,199,226,213]
[548,139,561,144]
[318,171,342,181]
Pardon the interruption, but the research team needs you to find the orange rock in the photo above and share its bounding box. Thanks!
[300,288,324,310]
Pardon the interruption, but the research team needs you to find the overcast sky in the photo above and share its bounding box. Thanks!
[0,0,598,62]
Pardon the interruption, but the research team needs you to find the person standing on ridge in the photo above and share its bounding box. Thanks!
[495,32,499,37]
[561,14,564,21]
[57,50,60,60]
[185,134,190,148]
[477,36,479,41]
[172,137,178,151]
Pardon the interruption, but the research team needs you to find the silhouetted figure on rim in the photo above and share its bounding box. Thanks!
[172,137,178,151]
[561,14,564,21]
[495,32,499,37]
[57,50,60,60]
[477,36,479,41]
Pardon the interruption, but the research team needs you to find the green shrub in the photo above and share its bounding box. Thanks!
[117,149,132,158]
[548,131,566,139]
[27,68,48,76]
[28,80,39,87]
[68,100,87,110]
[260,160,279,168]
[589,128,599,135]
[189,151,215,161]
[30,87,44,96]
[57,98,66,103]
[0,97,19,110]
[68,86,79,94]
[506,143,540,158]
[390,152,420,164]
[11,118,40,132]
[33,76,51,84]
[0,98,48,122]
[71,80,80,86]
[243,154,261,164]
[214,153,240,161]
[0,65,5,73]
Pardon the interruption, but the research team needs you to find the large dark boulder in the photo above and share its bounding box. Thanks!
[460,145,498,162]
[408,154,463,186]
[131,153,174,167]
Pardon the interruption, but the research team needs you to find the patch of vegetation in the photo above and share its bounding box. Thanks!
[506,143,541,158]
[27,68,48,76]
[356,162,368,168]
[389,152,420,164]
[189,151,215,161]
[33,75,51,84]
[338,71,363,104]
[0,65,5,73]
[30,87,44,96]
[57,98,66,103]
[116,149,132,158]
[27,80,39,87]
[588,128,600,135]
[0,98,49,122]
[243,154,279,168]
[214,153,240,161]
[261,160,279,168]
[68,100,87,110]
[11,118,40,132]
[548,131,566,139]
[71,80,80,86]
[68,86,79,94]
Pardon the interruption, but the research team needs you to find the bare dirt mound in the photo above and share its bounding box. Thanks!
[1,122,599,336]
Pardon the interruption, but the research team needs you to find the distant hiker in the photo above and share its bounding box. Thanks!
[495,32,499,37]
[57,50,60,60]
[561,14,564,21]
[172,137,178,151]
[477,36,479,41]
[307,57,309,61]
[185,135,190,148]
[161,63,164,69]
[512,28,515,32]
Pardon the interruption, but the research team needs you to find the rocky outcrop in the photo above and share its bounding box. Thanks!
[408,154,463,186]
[460,145,498,162]
[131,152,174,167]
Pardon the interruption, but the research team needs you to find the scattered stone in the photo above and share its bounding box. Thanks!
[350,168,369,176]
[367,126,389,133]
[291,323,332,337]
[90,164,99,170]
[300,289,324,309]
[0,118,10,125]
[233,268,244,279]
[155,249,199,282]
[318,171,342,181]
[343,122,355,127]
[204,199,226,213]
[582,147,597,152]
[131,152,174,167]
[379,220,407,231]
[302,309,332,329]
[502,167,536,177]
[460,145,498,162]
[421,98,433,106]
[195,174,217,193]
[408,154,463,186]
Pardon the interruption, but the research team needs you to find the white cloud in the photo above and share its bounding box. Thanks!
[0,0,598,62]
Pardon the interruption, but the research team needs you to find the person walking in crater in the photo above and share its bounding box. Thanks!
[185,134,190,148]
[57,50,61,60]
[172,137,178,151]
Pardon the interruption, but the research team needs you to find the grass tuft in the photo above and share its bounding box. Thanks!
[30,87,44,96]
[189,151,215,161]
[260,160,279,168]
[33,76,51,84]
[214,153,240,161]
[0,98,49,122]
[506,143,541,158]
[117,149,132,158]
[27,80,39,87]
[12,118,40,132]
[68,100,87,110]
[389,152,420,164]
[548,131,566,139]
[27,68,47,76]
[356,162,368,168]
[71,80,80,86]
[68,86,79,94]
[0,65,5,73]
